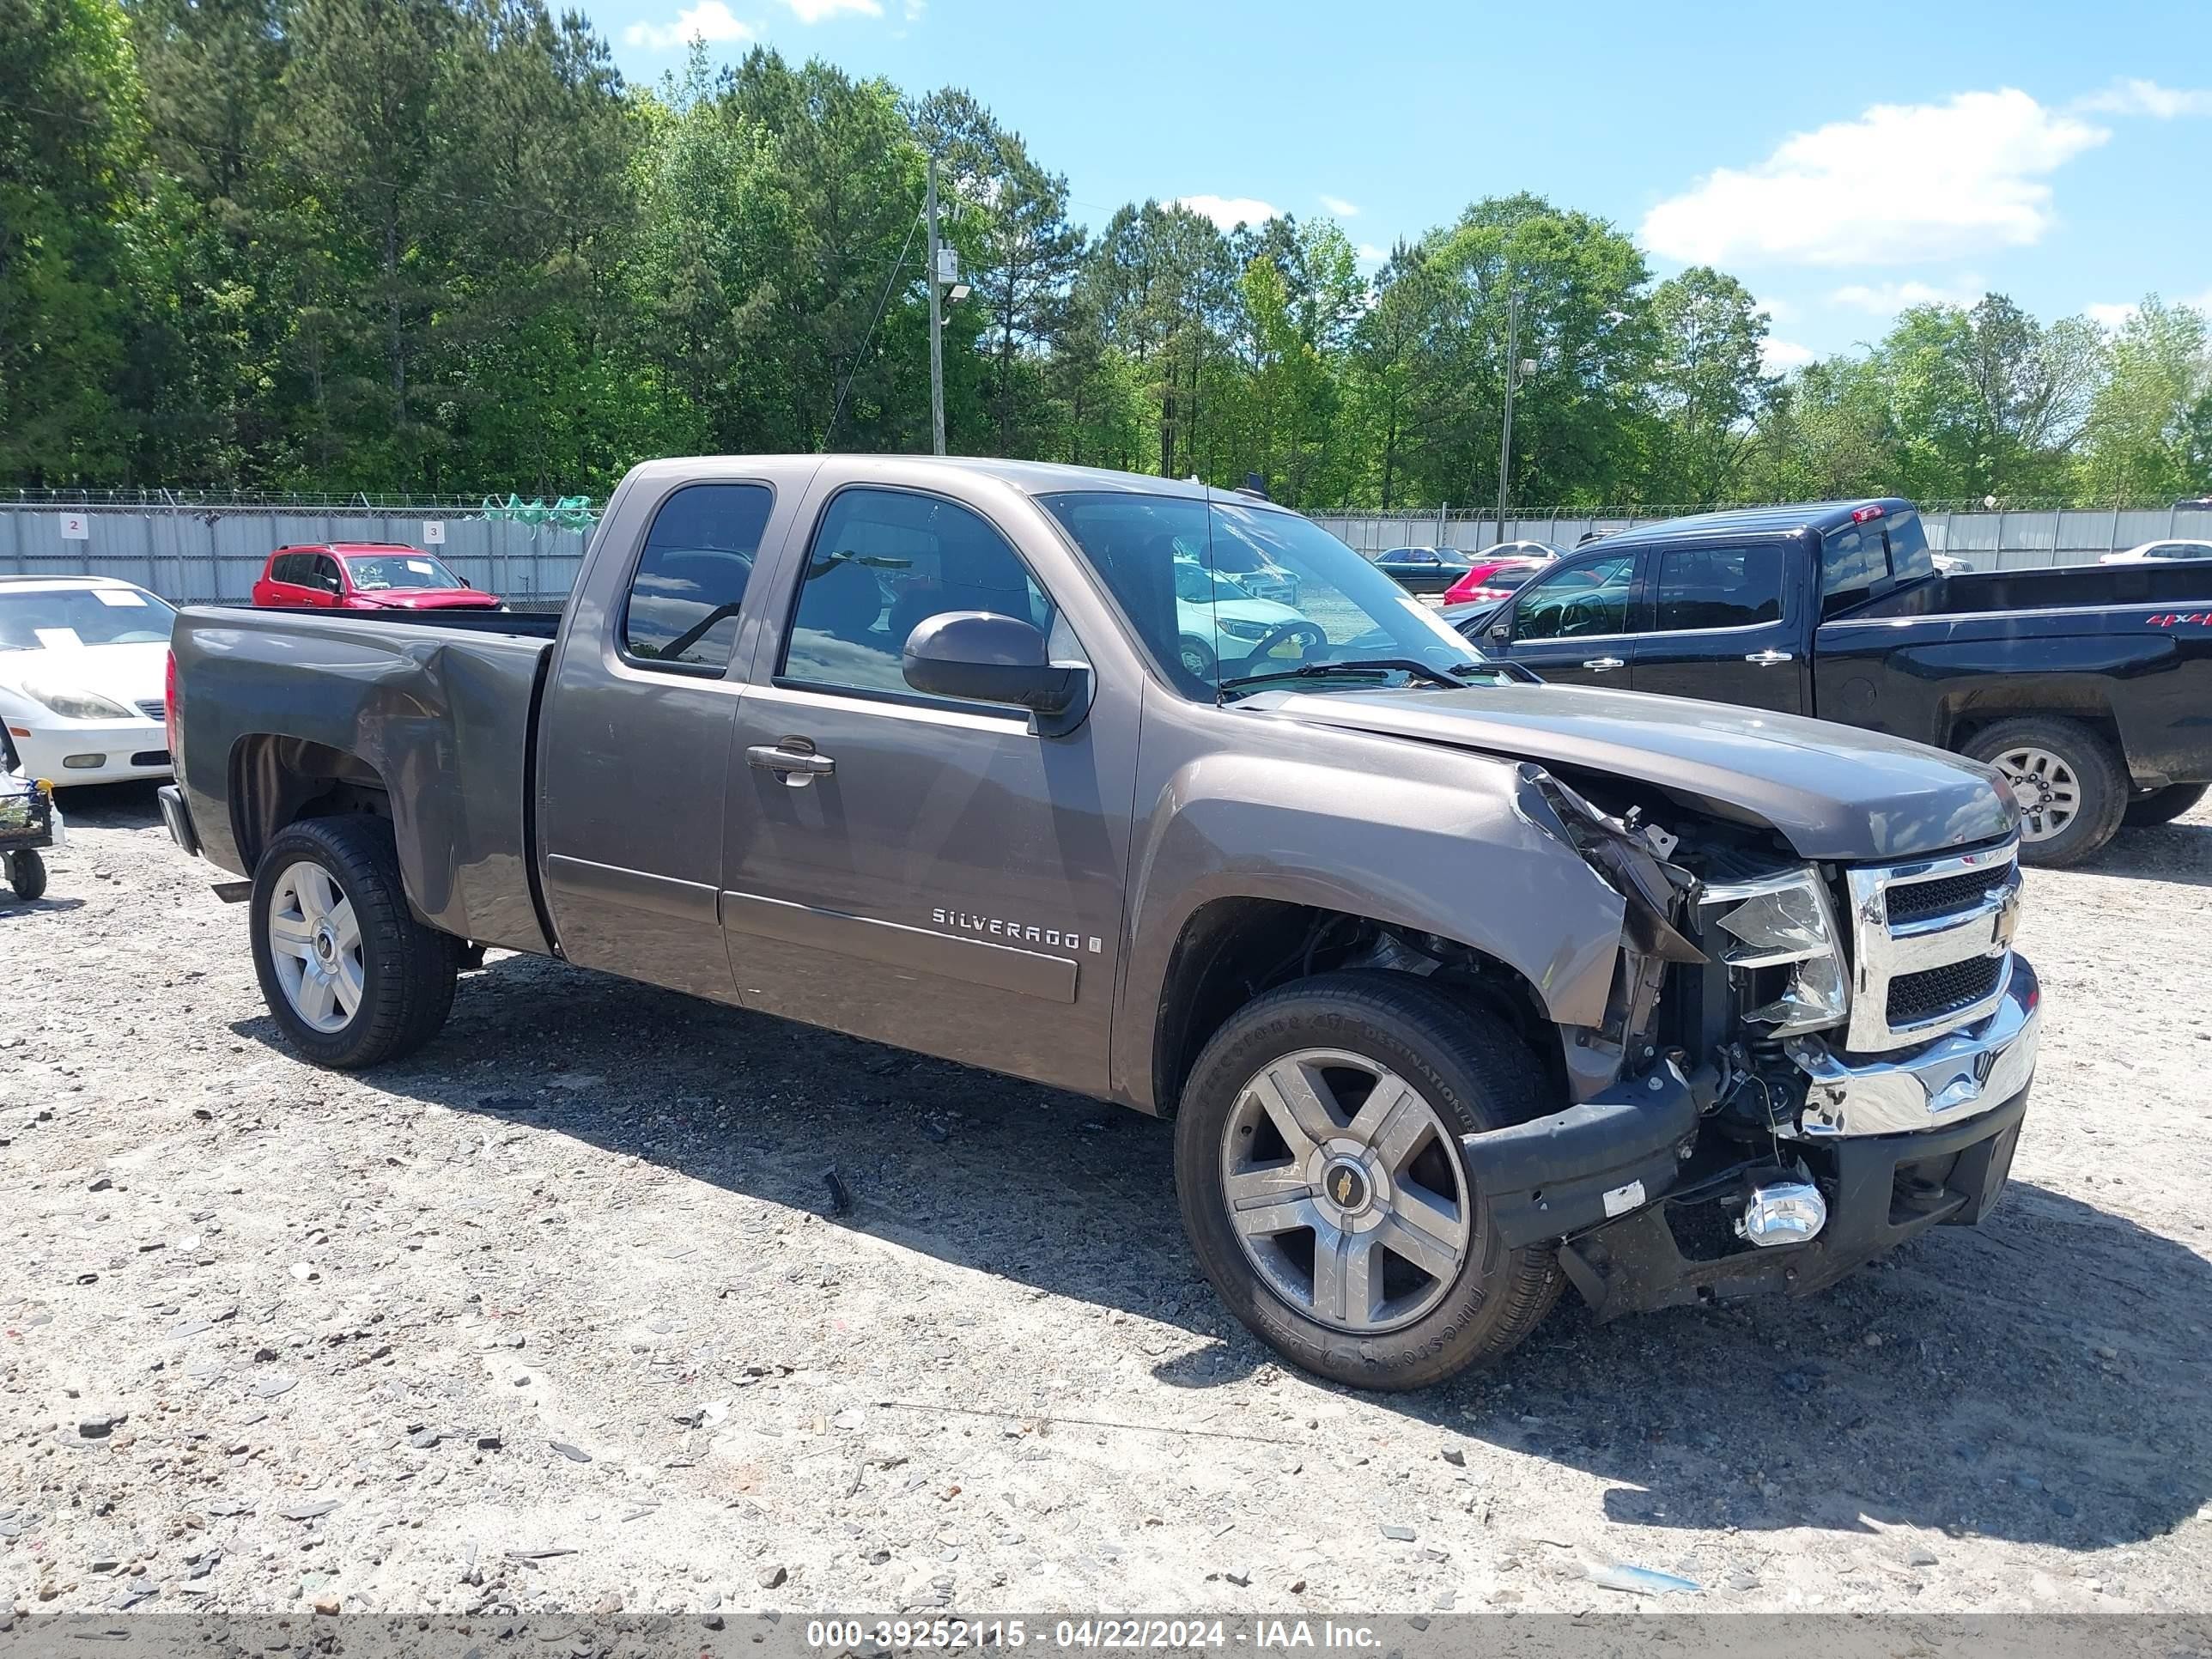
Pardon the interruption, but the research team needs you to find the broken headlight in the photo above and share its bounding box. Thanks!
[1700,868,1849,1036]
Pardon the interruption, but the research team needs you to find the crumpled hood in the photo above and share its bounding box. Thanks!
[1260,682,2017,861]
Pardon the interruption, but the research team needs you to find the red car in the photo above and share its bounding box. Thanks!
[1440,546,1558,606]
[251,544,502,612]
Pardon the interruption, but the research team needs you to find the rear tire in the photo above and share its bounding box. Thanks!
[250,815,459,1069]
[7,849,46,901]
[1175,970,1562,1390]
[1961,717,2127,868]
[2122,782,2208,829]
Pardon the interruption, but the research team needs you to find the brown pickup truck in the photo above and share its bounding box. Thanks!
[159,456,2040,1389]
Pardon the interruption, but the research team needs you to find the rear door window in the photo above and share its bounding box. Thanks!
[1654,544,1783,630]
[622,483,775,671]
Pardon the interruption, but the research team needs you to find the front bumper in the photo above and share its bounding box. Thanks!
[9,720,172,785]
[1463,951,2039,1316]
[1559,1082,2028,1321]
[1785,955,2039,1137]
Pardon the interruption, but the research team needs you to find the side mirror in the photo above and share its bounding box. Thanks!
[459,576,472,588]
[902,611,1091,737]
[1486,619,1511,644]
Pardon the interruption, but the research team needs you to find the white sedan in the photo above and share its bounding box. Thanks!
[0,577,179,786]
[1172,560,1316,678]
[2099,538,2212,565]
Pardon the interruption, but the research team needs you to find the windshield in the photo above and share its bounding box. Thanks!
[0,586,179,651]
[344,553,462,591]
[1038,492,1490,698]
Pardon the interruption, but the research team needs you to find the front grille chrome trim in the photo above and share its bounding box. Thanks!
[1843,837,2021,1053]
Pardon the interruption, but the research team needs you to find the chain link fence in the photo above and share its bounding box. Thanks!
[0,498,592,607]
[9,494,2212,608]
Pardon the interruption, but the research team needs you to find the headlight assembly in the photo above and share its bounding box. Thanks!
[21,682,136,720]
[1216,618,1274,641]
[1701,867,1849,1035]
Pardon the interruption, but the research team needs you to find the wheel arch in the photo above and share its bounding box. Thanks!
[1146,896,1567,1121]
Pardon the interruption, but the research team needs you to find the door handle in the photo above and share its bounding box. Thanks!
[1744,649,1796,666]
[746,743,836,785]
[1581,657,1626,672]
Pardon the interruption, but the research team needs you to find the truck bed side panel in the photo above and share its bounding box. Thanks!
[1814,599,2212,784]
[173,609,555,954]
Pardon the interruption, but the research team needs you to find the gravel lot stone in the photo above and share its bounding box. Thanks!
[3,782,2209,1616]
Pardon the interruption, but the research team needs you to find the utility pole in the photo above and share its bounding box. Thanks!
[926,155,945,457]
[1495,288,1520,548]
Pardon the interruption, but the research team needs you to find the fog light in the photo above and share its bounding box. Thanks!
[1735,1181,1827,1248]
[63,753,106,769]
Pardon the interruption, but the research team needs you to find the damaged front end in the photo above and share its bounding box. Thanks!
[1458,763,2038,1322]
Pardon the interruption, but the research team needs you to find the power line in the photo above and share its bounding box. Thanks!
[823,201,925,450]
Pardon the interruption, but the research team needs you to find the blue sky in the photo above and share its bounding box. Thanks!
[596,0,2212,366]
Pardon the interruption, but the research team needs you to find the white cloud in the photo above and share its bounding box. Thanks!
[625,0,752,47]
[1829,275,1987,314]
[1355,243,1388,264]
[1176,194,1279,230]
[778,0,881,20]
[903,0,925,16]
[1640,89,2107,267]
[1318,195,1360,218]
[1762,338,1816,371]
[2075,79,2212,118]
[2089,288,2212,331]
[1755,295,1796,324]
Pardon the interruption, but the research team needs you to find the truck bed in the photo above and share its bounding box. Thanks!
[1815,565,2212,784]
[1854,560,2212,621]
[170,605,558,956]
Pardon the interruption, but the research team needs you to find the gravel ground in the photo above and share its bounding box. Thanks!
[3,783,2209,1620]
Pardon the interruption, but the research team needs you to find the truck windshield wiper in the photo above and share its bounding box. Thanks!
[1218,658,1474,696]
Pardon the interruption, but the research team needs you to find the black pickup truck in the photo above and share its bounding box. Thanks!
[1457,500,2212,865]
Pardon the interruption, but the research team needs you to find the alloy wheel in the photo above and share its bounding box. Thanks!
[266,860,365,1032]
[1994,744,2081,842]
[1218,1048,1472,1334]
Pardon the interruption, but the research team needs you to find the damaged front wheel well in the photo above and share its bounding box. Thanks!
[1153,898,1564,1115]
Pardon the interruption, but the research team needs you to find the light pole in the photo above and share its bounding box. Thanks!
[926,155,945,457]
[1495,289,1522,548]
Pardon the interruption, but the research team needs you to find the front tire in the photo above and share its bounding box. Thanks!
[250,815,459,1069]
[2122,782,2208,829]
[1175,971,1562,1390]
[1962,717,2127,868]
[7,849,46,901]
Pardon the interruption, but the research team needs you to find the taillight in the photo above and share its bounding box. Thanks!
[164,649,181,766]
[1850,503,1885,523]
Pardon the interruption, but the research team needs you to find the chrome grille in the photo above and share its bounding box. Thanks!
[1886,954,2004,1027]
[1882,866,2007,925]
[1842,838,2021,1053]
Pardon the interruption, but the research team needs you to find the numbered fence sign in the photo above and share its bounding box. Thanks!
[422,520,447,544]
[58,513,89,541]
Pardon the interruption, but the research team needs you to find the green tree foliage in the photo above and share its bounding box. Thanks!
[0,0,145,481]
[2079,296,2212,506]
[9,0,2207,509]
[1647,267,1774,504]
